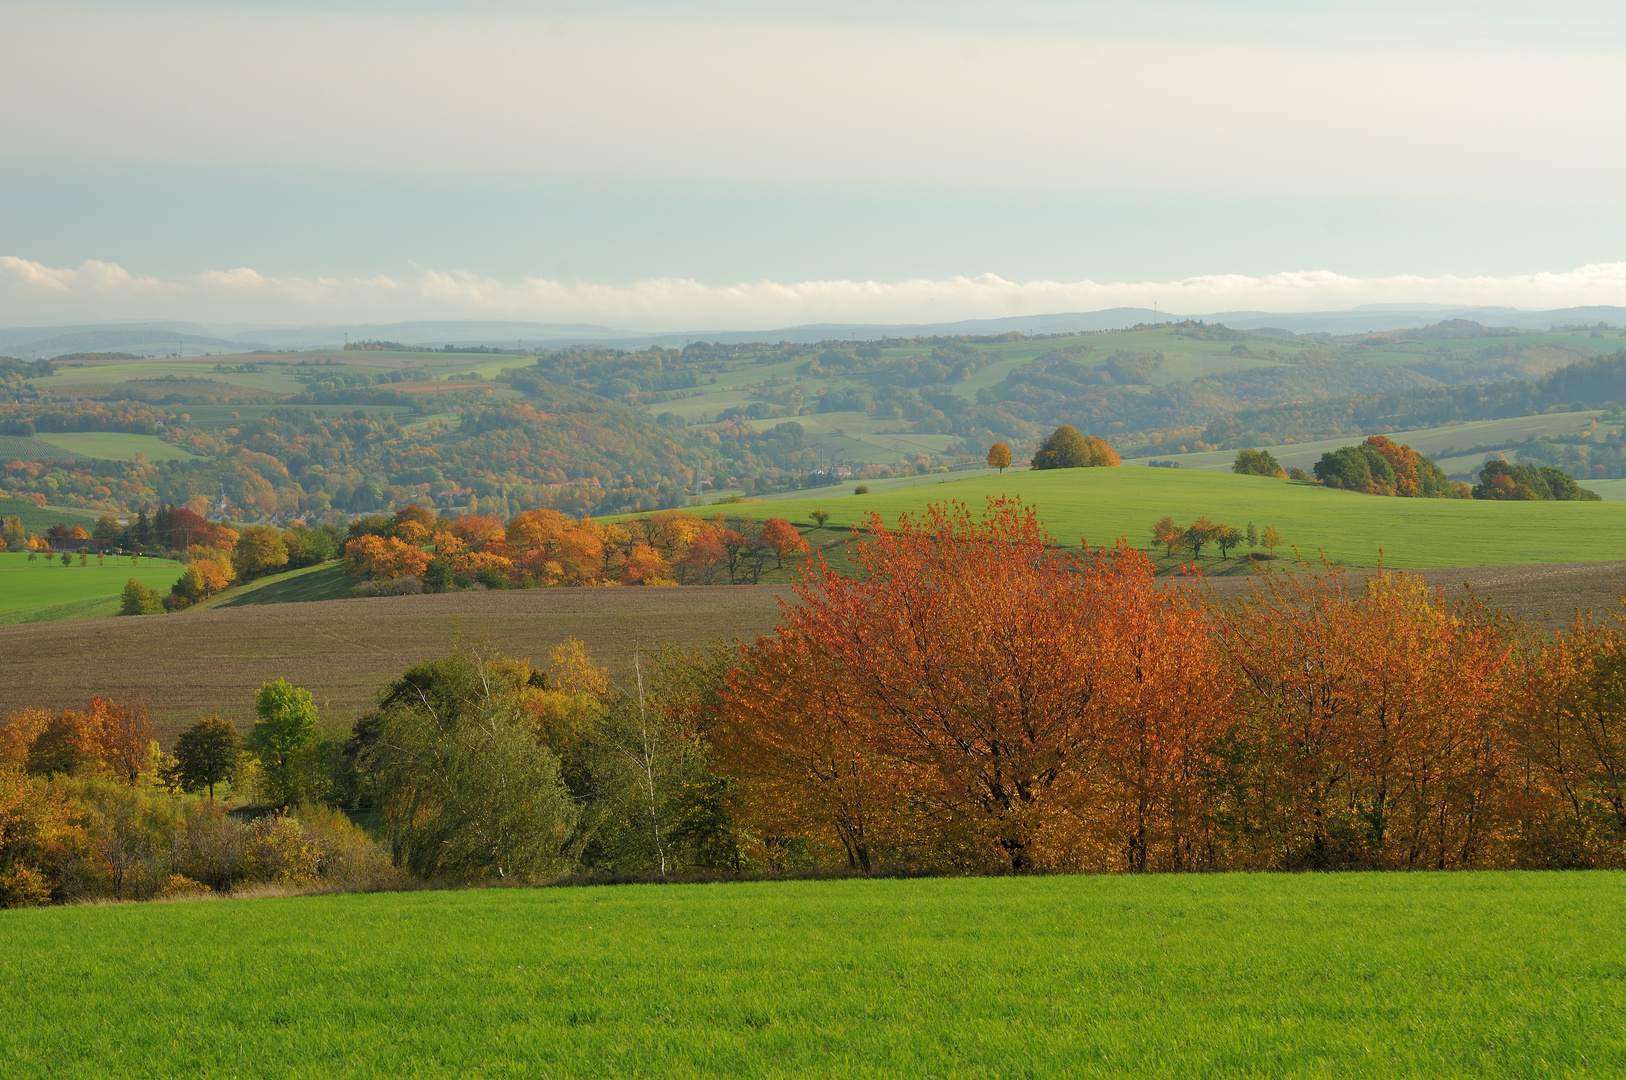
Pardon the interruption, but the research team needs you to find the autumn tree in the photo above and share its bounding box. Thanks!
[1185,516,1218,560]
[1151,516,1184,557]
[232,525,289,581]
[1215,569,1518,870]
[986,442,1012,473]
[759,518,809,568]
[717,496,1224,872]
[1261,525,1282,552]
[174,716,241,801]
[92,698,155,786]
[1213,523,1242,559]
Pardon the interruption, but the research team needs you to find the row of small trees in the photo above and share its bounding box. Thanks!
[341,504,812,591]
[1150,516,1282,560]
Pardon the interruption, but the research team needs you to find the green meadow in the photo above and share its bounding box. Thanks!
[0,551,182,625]
[1,873,1621,1078]
[32,431,201,462]
[720,466,1626,568]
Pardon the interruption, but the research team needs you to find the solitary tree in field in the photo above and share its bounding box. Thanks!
[987,442,1012,473]
[174,715,241,801]
[1151,516,1184,557]
[760,518,810,568]
[810,509,829,531]
[1232,448,1286,478]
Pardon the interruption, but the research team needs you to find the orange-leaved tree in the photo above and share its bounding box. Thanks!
[718,496,1222,872]
[1215,568,1519,870]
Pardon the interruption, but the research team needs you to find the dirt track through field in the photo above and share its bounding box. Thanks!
[4,562,1625,743]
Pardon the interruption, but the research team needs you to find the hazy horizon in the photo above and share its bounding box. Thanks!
[4,0,1624,328]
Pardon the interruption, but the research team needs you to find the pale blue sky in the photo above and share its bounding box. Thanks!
[3,0,1624,328]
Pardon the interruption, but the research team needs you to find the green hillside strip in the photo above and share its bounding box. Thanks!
[1,874,1620,1077]
[0,498,99,534]
[33,431,201,461]
[1127,410,1611,475]
[712,467,1626,568]
[209,561,354,607]
[0,435,83,463]
[0,552,182,623]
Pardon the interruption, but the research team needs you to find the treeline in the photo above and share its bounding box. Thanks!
[338,503,811,593]
[9,497,1626,909]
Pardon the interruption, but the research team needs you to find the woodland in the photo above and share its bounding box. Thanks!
[4,321,1626,524]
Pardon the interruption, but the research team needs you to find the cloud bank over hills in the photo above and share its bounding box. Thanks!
[4,256,1625,334]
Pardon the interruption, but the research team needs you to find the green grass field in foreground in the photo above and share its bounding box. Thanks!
[1,873,1621,1078]
[0,551,182,624]
[719,467,1626,568]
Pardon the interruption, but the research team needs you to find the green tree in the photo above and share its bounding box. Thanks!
[1030,425,1120,470]
[1246,521,1259,548]
[174,716,241,801]
[1213,523,1242,559]
[1232,448,1286,477]
[119,578,165,615]
[250,679,318,805]
[369,650,576,881]
[3,516,29,551]
[809,509,829,530]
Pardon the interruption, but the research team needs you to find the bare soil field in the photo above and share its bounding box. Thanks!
[4,562,1624,744]
[0,586,786,741]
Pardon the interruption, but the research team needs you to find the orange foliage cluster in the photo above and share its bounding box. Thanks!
[716,497,1626,874]
[0,698,155,785]
[342,505,811,590]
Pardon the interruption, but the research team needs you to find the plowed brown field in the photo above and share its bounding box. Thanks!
[4,562,1624,744]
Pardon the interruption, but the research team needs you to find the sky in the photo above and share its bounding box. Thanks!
[3,0,1625,330]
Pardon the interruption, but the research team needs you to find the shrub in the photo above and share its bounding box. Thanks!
[119,578,165,616]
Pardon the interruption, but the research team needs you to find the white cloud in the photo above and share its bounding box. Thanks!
[4,255,1625,330]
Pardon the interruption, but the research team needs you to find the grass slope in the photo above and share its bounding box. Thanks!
[0,551,181,625]
[33,431,201,461]
[0,497,99,534]
[719,467,1626,568]
[1124,410,1612,479]
[209,562,355,607]
[2,873,1622,1078]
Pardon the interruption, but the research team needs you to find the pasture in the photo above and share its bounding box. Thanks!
[2,872,1622,1077]
[0,551,182,625]
[723,466,1626,568]
[32,431,201,461]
